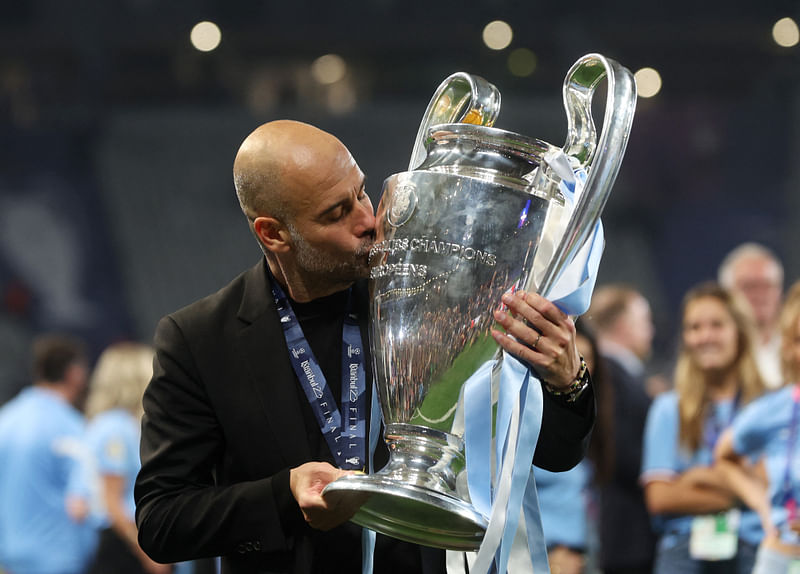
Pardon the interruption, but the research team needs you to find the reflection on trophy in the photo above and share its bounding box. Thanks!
[323,53,636,551]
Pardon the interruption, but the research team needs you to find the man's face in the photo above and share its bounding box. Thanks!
[284,149,375,285]
[67,360,90,410]
[731,256,782,330]
[620,295,655,360]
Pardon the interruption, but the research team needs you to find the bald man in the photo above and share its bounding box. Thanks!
[134,121,595,574]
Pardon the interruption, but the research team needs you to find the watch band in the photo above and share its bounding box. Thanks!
[543,356,591,403]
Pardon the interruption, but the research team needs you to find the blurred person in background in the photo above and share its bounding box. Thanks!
[81,342,170,574]
[0,334,96,574]
[715,280,800,573]
[586,284,657,574]
[535,320,607,574]
[535,320,619,574]
[641,282,767,574]
[534,461,590,574]
[718,242,784,389]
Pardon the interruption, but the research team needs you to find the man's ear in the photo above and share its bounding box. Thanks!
[253,216,291,254]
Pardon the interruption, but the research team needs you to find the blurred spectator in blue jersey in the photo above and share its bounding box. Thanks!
[716,280,800,573]
[587,284,657,574]
[535,320,605,574]
[81,342,171,574]
[0,334,96,574]
[641,283,767,574]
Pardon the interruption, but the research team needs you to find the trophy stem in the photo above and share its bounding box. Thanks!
[380,423,466,496]
[322,423,487,550]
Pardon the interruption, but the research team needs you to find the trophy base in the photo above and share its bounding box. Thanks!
[323,473,487,551]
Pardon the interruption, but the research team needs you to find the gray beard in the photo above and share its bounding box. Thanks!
[287,224,372,283]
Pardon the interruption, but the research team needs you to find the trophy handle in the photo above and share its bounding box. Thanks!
[535,53,637,297]
[408,73,501,171]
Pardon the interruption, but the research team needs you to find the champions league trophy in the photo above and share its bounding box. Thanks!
[323,54,636,550]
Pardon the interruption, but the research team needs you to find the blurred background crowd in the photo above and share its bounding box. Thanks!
[1,1,800,573]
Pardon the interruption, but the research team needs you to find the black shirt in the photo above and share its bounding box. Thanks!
[290,289,349,466]
[287,288,439,574]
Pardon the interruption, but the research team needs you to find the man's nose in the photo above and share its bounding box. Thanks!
[355,196,376,237]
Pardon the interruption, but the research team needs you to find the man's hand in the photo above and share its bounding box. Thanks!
[289,462,358,531]
[491,290,581,389]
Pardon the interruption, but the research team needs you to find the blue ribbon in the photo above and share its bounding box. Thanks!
[361,381,382,574]
[462,361,495,517]
[544,170,604,317]
[462,168,604,574]
[497,359,544,572]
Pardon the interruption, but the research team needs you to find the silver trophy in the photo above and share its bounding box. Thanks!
[323,53,636,550]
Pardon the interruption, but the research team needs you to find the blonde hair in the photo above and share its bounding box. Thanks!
[674,282,766,450]
[85,342,154,420]
[780,281,800,385]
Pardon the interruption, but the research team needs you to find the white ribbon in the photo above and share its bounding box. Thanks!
[361,381,382,574]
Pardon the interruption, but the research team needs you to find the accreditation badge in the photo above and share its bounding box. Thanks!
[689,509,740,561]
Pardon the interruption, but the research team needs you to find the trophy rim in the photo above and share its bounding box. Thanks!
[427,122,555,161]
[322,474,488,551]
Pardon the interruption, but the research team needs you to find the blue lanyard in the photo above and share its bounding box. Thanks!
[270,276,367,470]
[704,394,739,451]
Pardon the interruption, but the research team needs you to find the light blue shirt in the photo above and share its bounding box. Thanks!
[85,408,141,523]
[731,384,800,540]
[0,387,97,574]
[534,461,590,550]
[641,390,763,545]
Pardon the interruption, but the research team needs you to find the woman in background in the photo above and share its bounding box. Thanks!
[716,281,800,573]
[641,282,766,573]
[83,342,170,574]
[535,320,611,574]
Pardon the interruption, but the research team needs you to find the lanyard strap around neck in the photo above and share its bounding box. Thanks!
[704,393,740,451]
[270,276,367,470]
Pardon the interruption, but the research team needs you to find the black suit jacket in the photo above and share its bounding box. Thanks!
[135,259,595,574]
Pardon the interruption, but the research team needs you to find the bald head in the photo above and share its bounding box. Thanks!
[232,120,373,301]
[233,120,353,224]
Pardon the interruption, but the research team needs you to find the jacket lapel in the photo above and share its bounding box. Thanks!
[235,259,311,466]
